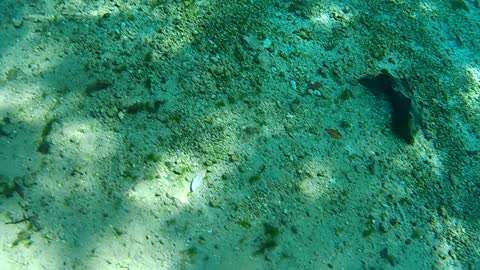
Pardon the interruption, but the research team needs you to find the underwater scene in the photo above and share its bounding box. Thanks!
[0,0,479,269]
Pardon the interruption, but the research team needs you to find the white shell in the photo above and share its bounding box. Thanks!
[190,169,206,192]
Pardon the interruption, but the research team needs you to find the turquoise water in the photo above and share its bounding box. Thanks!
[1,1,479,269]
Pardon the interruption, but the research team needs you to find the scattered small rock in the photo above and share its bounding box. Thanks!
[12,17,23,28]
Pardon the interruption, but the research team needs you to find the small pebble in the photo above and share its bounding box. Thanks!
[263,38,272,49]
[117,111,125,120]
[290,80,297,91]
[308,89,321,96]
[13,17,23,28]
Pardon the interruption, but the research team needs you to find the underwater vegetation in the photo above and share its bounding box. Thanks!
[359,70,420,144]
[255,223,281,255]
[37,118,56,154]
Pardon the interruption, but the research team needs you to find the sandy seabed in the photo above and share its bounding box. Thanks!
[1,0,479,269]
